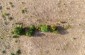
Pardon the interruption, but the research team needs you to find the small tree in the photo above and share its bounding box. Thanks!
[39,25,50,32]
[12,25,24,35]
[26,25,36,36]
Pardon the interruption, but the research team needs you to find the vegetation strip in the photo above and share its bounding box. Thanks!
[12,24,66,37]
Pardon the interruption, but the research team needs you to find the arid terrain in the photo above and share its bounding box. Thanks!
[0,0,85,55]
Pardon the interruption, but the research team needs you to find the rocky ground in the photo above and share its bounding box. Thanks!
[0,0,85,55]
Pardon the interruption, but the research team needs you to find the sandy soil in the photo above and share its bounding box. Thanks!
[0,0,85,55]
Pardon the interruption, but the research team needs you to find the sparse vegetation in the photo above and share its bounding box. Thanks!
[50,25,57,32]
[22,8,27,14]
[26,25,36,36]
[12,24,67,37]
[1,38,3,39]
[1,12,14,21]
[2,13,10,19]
[13,35,19,38]
[39,25,49,32]
[12,25,24,35]
[8,16,14,21]
[11,49,21,55]
[16,49,21,55]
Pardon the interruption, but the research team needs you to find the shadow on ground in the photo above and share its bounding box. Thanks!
[57,26,68,35]
[34,26,68,37]
[34,31,45,37]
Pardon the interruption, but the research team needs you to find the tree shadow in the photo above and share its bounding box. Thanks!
[56,26,68,35]
[34,31,45,37]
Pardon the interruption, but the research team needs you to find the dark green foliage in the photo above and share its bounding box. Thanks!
[12,25,24,35]
[26,25,36,36]
[12,24,66,37]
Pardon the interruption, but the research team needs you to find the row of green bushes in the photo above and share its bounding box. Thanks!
[12,24,59,37]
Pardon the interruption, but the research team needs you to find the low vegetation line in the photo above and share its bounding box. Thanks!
[12,24,67,37]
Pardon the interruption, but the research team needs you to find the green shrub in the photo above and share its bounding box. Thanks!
[26,25,36,36]
[12,24,60,37]
[12,25,24,35]
[50,25,57,32]
[39,25,49,32]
